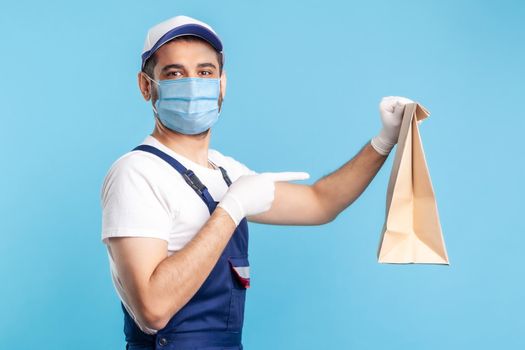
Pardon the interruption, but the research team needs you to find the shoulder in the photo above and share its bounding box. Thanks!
[100,150,177,244]
[101,149,176,197]
[106,148,176,178]
[208,149,257,182]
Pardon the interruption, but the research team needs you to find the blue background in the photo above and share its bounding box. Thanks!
[1,0,524,349]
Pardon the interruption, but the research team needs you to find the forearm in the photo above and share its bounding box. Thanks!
[144,207,236,329]
[313,140,388,221]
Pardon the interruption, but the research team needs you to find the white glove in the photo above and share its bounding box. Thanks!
[218,172,310,225]
[370,96,414,156]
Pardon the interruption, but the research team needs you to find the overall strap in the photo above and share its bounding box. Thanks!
[133,145,220,213]
[218,166,233,186]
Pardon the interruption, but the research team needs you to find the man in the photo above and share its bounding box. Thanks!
[101,15,413,350]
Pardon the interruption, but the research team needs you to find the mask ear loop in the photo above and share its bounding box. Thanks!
[217,77,223,116]
[217,50,225,116]
[142,73,160,115]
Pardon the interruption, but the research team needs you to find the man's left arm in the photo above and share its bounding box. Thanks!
[247,141,386,225]
[247,96,414,226]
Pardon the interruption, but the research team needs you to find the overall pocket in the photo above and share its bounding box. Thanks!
[227,257,250,331]
[228,257,250,289]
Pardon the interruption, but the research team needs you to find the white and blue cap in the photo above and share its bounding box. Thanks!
[141,15,223,70]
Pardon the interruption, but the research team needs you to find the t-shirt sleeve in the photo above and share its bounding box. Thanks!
[100,154,173,244]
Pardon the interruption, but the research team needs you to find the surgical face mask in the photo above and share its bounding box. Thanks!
[145,75,221,135]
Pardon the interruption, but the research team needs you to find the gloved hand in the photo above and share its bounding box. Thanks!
[218,172,310,225]
[370,96,415,156]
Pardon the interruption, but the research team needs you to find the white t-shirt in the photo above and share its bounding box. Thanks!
[100,135,257,334]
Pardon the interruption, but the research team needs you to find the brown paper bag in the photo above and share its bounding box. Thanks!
[377,103,449,264]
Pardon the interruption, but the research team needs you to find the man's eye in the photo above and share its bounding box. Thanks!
[200,71,212,76]
[167,71,182,77]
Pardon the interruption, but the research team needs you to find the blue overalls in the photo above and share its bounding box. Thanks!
[122,144,250,350]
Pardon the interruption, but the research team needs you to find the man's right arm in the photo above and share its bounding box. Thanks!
[105,170,308,331]
[107,206,236,331]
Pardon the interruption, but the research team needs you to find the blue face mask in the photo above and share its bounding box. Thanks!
[146,75,221,135]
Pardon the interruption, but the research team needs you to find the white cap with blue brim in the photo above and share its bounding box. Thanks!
[141,15,223,70]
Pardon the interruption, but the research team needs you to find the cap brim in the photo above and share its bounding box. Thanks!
[141,24,223,69]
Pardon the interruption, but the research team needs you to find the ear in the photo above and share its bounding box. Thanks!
[220,69,227,100]
[137,72,152,101]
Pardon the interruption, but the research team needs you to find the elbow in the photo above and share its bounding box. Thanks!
[132,278,187,331]
[315,198,340,225]
[140,304,170,331]
[312,189,353,225]
[135,293,175,331]
[311,184,340,225]
[319,211,338,225]
[138,294,187,331]
[306,207,338,226]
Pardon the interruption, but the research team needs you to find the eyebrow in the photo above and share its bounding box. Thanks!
[197,63,217,69]
[161,64,184,73]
